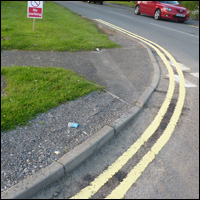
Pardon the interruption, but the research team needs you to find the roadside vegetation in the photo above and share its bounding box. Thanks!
[106,1,199,21]
[1,1,198,131]
[180,1,199,20]
[1,1,120,51]
[1,67,104,132]
[106,1,136,8]
[1,1,112,131]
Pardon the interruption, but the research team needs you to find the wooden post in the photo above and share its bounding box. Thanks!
[33,18,35,31]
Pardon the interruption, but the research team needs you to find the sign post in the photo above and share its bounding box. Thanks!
[27,1,43,31]
[33,18,35,31]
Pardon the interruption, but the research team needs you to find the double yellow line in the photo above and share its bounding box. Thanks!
[71,19,186,199]
[189,25,199,28]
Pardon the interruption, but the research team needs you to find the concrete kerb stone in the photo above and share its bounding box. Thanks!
[135,42,161,108]
[1,35,161,199]
[136,86,155,108]
[110,42,160,129]
[1,162,65,199]
[109,106,141,133]
[2,126,115,199]
[58,125,115,173]
[111,29,160,109]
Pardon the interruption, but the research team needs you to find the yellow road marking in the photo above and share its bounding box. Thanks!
[106,90,185,198]
[189,25,199,28]
[95,20,185,115]
[70,33,175,199]
[70,19,185,199]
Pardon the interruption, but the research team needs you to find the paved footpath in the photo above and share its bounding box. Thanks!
[1,33,161,199]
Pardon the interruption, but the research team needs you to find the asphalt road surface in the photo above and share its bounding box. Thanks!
[31,1,199,199]
[54,1,199,70]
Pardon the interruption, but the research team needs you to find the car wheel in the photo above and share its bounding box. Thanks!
[134,5,140,15]
[154,9,161,20]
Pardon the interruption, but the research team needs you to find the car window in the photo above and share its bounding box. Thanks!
[158,1,179,5]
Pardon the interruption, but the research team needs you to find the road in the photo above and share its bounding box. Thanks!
[32,1,199,199]
[54,1,199,70]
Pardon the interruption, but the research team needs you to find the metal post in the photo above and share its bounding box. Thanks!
[33,18,35,31]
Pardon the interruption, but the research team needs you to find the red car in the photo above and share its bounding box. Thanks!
[134,1,190,22]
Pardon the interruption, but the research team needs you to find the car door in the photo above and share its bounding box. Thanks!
[146,1,157,15]
[139,1,149,14]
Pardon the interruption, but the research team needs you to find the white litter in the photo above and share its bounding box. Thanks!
[54,151,60,155]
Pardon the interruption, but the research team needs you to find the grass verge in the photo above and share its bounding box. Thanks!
[180,1,199,20]
[107,1,199,21]
[1,1,120,51]
[1,66,104,132]
[106,1,136,8]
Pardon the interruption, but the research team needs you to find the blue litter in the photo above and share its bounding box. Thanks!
[68,122,79,128]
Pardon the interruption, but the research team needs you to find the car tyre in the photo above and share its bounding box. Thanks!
[154,9,161,20]
[135,5,140,15]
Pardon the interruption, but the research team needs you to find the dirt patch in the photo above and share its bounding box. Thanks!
[1,36,10,40]
[96,24,118,36]
[80,15,118,36]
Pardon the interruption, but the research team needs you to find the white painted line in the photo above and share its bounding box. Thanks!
[190,73,199,78]
[107,10,133,19]
[169,61,190,71]
[166,74,197,87]
[151,23,199,38]
[174,75,197,88]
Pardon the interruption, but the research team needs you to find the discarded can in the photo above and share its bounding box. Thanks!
[68,122,79,128]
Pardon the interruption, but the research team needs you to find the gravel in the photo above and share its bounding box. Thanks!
[1,34,149,193]
[1,80,131,191]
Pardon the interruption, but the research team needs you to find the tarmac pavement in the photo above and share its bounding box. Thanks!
[1,33,160,199]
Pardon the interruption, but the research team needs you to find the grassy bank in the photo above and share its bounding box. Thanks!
[180,1,199,20]
[106,1,136,8]
[1,1,116,131]
[106,1,199,20]
[1,1,120,51]
[1,67,104,132]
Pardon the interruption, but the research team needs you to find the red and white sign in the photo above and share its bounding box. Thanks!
[27,1,43,19]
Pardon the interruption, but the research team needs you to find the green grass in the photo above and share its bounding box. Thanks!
[1,1,120,51]
[179,1,199,10]
[106,1,136,8]
[180,1,199,20]
[1,66,104,132]
[106,1,199,21]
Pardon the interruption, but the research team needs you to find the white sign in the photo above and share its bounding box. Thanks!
[27,1,43,19]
